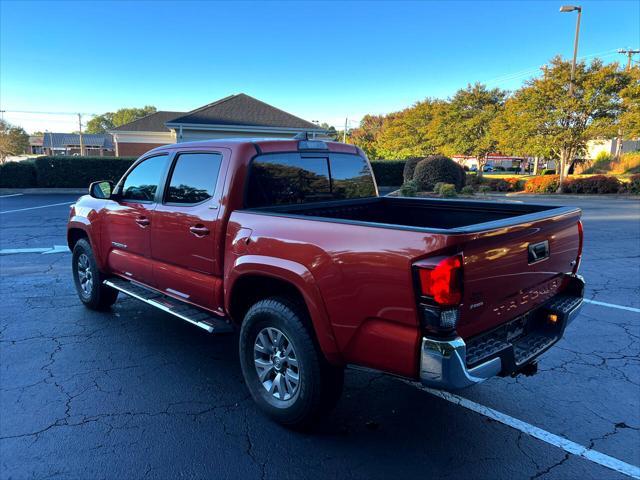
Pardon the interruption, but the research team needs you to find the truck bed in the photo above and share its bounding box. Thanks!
[251,196,576,233]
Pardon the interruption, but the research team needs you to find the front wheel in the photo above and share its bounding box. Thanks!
[239,297,343,429]
[72,238,118,310]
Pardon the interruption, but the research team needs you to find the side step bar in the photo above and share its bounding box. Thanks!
[104,277,234,334]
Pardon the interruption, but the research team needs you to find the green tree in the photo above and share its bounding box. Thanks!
[0,120,29,164]
[318,122,338,140]
[349,114,385,158]
[86,106,157,133]
[494,57,628,185]
[434,83,506,177]
[619,66,640,140]
[375,99,448,159]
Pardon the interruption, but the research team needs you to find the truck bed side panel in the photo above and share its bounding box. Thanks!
[226,211,456,377]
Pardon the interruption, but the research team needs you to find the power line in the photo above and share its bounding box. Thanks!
[483,49,620,86]
[1,109,97,116]
[618,48,640,70]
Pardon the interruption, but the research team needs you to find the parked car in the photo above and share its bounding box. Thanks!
[482,164,494,172]
[67,137,585,428]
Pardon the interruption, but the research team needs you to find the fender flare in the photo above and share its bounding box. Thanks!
[225,255,342,365]
[67,217,106,270]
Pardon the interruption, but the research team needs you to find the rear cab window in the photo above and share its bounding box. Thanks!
[246,153,376,208]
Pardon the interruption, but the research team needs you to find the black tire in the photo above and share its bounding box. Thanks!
[72,238,118,310]
[239,297,344,429]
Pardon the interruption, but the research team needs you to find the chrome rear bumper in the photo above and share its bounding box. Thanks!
[419,337,502,389]
[420,276,584,390]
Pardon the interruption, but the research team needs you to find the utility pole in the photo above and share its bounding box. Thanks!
[343,117,348,143]
[78,113,85,156]
[619,48,640,71]
[614,49,639,159]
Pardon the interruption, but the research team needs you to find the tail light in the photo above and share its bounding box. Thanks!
[417,254,463,306]
[414,254,464,335]
[572,220,583,274]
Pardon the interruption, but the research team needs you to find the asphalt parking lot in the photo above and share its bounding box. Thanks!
[1,193,639,479]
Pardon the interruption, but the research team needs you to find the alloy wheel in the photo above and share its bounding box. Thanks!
[253,327,300,401]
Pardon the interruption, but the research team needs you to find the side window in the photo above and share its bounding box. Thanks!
[165,152,223,204]
[121,155,169,202]
[246,154,331,208]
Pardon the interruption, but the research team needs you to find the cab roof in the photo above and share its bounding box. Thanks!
[147,137,360,156]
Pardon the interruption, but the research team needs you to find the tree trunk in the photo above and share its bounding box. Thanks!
[477,155,485,179]
[558,149,568,193]
[614,134,623,161]
[533,157,539,175]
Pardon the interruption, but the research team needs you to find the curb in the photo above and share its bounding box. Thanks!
[0,188,86,195]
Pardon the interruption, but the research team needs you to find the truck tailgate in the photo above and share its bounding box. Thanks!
[456,208,582,339]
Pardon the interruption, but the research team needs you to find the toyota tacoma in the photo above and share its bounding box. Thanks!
[67,137,584,428]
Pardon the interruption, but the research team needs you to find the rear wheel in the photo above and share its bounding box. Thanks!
[72,238,118,310]
[239,297,343,429]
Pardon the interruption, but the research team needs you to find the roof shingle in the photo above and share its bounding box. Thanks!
[167,94,320,130]
[111,111,185,132]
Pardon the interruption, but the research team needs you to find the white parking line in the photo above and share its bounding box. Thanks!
[584,299,640,313]
[0,193,24,198]
[0,245,70,255]
[405,381,640,479]
[0,201,74,214]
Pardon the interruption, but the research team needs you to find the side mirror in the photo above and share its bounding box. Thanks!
[89,180,114,199]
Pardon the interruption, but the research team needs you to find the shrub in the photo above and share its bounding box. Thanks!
[433,182,446,194]
[524,175,560,193]
[478,185,491,194]
[627,174,640,194]
[563,175,621,194]
[413,155,465,192]
[461,185,475,195]
[541,169,556,175]
[465,174,482,187]
[402,157,422,183]
[370,160,405,186]
[0,161,37,188]
[439,184,457,197]
[485,177,524,192]
[399,180,418,197]
[33,156,137,188]
[618,152,640,174]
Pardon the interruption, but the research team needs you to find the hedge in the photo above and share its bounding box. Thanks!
[562,175,622,194]
[34,156,137,188]
[0,161,37,188]
[370,160,405,186]
[628,174,640,194]
[465,174,525,192]
[524,175,561,193]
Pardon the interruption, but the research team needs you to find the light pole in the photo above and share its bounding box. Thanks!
[560,5,582,96]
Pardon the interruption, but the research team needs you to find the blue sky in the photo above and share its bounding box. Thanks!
[1,0,638,133]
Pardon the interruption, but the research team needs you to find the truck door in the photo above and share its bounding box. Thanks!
[150,151,227,311]
[102,153,170,286]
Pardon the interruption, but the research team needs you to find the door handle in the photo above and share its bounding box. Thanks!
[135,216,150,227]
[189,225,210,237]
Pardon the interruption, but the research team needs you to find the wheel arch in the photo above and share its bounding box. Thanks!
[226,256,342,365]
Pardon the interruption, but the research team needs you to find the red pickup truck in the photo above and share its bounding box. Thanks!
[68,137,584,428]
